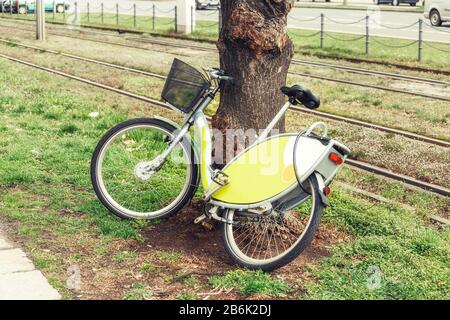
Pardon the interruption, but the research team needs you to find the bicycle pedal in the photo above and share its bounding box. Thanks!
[212,170,230,186]
[200,221,214,231]
[194,214,207,224]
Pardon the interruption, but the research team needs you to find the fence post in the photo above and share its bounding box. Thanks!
[133,3,136,28]
[174,5,177,32]
[36,0,46,40]
[101,3,104,24]
[52,0,55,20]
[191,5,194,33]
[63,1,65,21]
[218,9,222,34]
[74,1,77,21]
[10,0,12,15]
[418,19,423,62]
[25,0,28,15]
[365,15,369,55]
[175,0,195,34]
[116,3,119,25]
[152,4,155,30]
[87,2,90,23]
[320,13,324,49]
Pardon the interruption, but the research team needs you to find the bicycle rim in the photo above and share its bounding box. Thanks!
[224,179,317,265]
[95,124,193,218]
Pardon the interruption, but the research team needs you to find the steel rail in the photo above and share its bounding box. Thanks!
[289,106,450,147]
[0,38,167,79]
[0,21,191,56]
[288,71,450,102]
[290,59,450,86]
[346,159,450,197]
[0,53,169,108]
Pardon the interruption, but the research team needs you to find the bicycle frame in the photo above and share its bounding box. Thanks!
[92,61,353,270]
[157,87,217,190]
[161,84,350,212]
[162,85,293,193]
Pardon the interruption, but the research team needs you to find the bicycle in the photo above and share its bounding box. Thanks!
[91,58,351,271]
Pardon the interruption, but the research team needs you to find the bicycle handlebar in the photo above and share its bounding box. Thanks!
[207,68,234,83]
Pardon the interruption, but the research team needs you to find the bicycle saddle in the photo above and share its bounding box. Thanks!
[281,85,320,109]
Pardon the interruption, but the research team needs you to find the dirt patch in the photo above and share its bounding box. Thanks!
[135,200,349,299]
[54,202,349,299]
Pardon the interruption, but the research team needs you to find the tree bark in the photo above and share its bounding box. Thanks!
[212,0,294,162]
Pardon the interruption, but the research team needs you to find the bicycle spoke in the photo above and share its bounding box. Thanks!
[97,124,192,217]
[228,187,315,263]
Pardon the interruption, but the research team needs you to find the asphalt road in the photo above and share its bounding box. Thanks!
[64,0,450,44]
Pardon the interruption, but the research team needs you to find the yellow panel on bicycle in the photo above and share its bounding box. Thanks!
[211,135,298,205]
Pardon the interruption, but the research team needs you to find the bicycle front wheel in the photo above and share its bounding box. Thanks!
[91,118,198,220]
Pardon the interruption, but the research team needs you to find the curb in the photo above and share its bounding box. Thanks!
[0,228,61,300]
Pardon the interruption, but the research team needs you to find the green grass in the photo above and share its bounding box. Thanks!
[123,282,152,300]
[140,262,156,273]
[306,189,450,300]
[209,270,290,297]
[112,250,138,263]
[183,275,201,287]
[0,58,145,242]
[288,30,450,70]
[177,292,198,300]
[157,249,183,261]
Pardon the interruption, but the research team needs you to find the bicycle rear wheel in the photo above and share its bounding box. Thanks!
[91,118,198,220]
[221,175,324,271]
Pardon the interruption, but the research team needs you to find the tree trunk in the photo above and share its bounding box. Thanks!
[212,0,294,163]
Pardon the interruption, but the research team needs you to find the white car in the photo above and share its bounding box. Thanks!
[196,0,220,10]
[424,0,450,26]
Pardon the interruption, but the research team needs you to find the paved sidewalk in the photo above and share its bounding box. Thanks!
[0,228,61,300]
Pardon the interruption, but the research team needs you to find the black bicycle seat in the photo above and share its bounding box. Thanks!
[281,85,320,109]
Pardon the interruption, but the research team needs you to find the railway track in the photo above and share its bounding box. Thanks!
[0,52,448,198]
[123,35,450,86]
[291,59,450,87]
[1,37,448,148]
[1,19,450,102]
[125,37,450,101]
[0,21,193,57]
[3,15,450,78]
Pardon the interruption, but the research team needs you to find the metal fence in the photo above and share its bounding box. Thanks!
[1,1,449,62]
[0,1,178,32]
[211,8,449,61]
[74,2,178,32]
[288,13,450,61]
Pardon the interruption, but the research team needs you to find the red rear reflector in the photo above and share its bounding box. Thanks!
[324,186,331,196]
[329,153,343,165]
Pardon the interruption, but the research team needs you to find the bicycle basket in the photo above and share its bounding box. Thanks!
[161,59,210,113]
